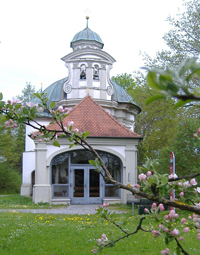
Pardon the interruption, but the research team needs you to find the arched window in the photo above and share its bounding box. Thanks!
[51,150,122,199]
[80,64,86,80]
[93,65,99,80]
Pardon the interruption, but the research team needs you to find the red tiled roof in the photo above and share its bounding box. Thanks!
[47,96,141,138]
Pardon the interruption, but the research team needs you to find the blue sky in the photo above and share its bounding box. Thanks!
[0,0,184,101]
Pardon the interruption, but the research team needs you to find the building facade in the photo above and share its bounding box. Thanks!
[20,18,142,204]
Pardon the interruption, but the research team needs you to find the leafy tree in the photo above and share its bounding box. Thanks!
[159,118,200,176]
[111,73,182,164]
[0,115,24,173]
[0,162,21,194]
[17,82,36,103]
[0,82,35,175]
[141,0,200,70]
[111,73,135,91]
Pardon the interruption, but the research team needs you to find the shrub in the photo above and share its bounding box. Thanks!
[0,162,21,194]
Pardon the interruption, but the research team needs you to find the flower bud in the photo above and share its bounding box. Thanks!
[147,171,152,176]
[183,227,189,233]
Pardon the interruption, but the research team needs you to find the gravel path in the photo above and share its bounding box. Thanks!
[0,205,127,215]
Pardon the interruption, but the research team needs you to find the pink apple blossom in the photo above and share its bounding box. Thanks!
[183,181,190,188]
[181,218,186,224]
[180,192,184,197]
[38,139,42,143]
[74,128,79,133]
[164,215,168,220]
[101,234,107,239]
[171,228,180,236]
[194,187,200,193]
[160,248,170,254]
[197,127,200,134]
[190,178,197,186]
[183,227,189,233]
[152,230,160,238]
[26,102,37,108]
[159,203,165,211]
[164,228,169,233]
[152,203,157,211]
[197,234,200,240]
[144,208,150,213]
[169,173,178,179]
[134,184,139,188]
[57,106,64,113]
[138,173,147,181]
[11,96,21,105]
[147,171,152,176]
[179,236,184,241]
[68,121,74,127]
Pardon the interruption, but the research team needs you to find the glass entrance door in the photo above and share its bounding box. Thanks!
[70,166,102,204]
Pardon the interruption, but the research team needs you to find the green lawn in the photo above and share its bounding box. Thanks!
[0,195,199,254]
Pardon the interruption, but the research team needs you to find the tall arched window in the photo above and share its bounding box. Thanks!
[80,64,86,79]
[93,65,99,80]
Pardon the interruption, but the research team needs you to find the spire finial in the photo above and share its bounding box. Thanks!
[85,8,90,28]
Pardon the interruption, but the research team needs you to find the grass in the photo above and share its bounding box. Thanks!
[0,195,66,209]
[0,195,199,254]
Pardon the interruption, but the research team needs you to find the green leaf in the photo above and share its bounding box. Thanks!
[146,71,161,90]
[88,160,96,167]
[145,95,166,105]
[174,99,193,109]
[69,144,74,148]
[82,131,90,139]
[167,82,179,94]
[18,117,26,123]
[15,104,21,110]
[0,101,5,108]
[0,93,3,100]
[147,175,158,184]
[161,176,168,185]
[33,93,41,99]
[50,101,55,109]
[53,140,60,147]
[178,57,198,77]
[23,107,29,115]
[186,65,200,81]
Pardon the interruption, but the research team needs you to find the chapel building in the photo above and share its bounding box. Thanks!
[20,17,142,204]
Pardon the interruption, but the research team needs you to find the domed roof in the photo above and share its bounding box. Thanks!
[32,77,140,113]
[111,80,141,113]
[32,77,68,107]
[70,27,104,48]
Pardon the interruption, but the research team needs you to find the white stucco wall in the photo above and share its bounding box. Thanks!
[22,151,35,184]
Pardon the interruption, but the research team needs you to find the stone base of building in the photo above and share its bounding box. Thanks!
[33,184,51,204]
[20,184,32,197]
